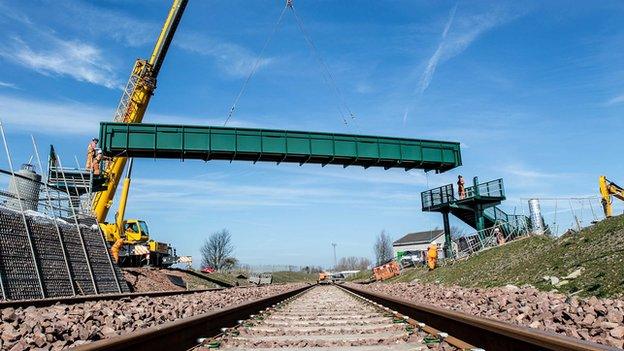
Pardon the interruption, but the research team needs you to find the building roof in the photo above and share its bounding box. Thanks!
[393,230,444,246]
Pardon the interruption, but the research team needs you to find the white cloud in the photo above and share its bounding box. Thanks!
[0,36,121,89]
[0,3,124,89]
[129,173,422,211]
[0,81,17,89]
[176,33,275,78]
[355,82,374,94]
[0,94,109,135]
[250,165,430,187]
[607,93,624,105]
[53,0,157,48]
[404,4,524,123]
[0,94,258,136]
[0,2,33,26]
[502,165,561,180]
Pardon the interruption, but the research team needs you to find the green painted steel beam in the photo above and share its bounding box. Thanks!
[99,122,462,172]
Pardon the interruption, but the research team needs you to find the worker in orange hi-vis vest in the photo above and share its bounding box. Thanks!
[457,175,465,199]
[93,149,103,176]
[86,138,98,170]
[427,243,438,270]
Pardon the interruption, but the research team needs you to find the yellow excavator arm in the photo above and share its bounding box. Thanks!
[600,176,624,218]
[92,0,189,223]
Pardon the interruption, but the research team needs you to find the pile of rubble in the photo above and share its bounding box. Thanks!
[122,267,185,292]
[0,284,306,350]
[356,282,624,348]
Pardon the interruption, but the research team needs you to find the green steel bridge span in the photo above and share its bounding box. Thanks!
[99,122,462,172]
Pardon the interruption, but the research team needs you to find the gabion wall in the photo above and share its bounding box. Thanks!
[0,207,130,300]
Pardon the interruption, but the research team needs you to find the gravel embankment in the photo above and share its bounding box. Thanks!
[0,284,306,351]
[354,282,624,348]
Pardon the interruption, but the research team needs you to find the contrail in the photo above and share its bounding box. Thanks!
[417,3,457,96]
[404,3,457,125]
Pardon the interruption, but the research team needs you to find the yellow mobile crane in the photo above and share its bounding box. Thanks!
[600,176,624,218]
[93,0,188,266]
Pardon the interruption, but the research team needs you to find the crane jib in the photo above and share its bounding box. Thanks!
[92,0,189,223]
[149,0,189,77]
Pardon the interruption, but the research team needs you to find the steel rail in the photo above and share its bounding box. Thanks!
[0,288,223,309]
[341,284,618,351]
[337,284,477,350]
[72,284,312,351]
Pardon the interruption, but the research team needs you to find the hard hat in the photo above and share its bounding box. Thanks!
[92,137,99,142]
[97,149,103,154]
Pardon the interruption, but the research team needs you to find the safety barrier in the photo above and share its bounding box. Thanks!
[451,217,531,259]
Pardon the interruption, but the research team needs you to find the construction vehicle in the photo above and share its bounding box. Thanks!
[63,0,188,267]
[318,272,331,285]
[94,0,188,266]
[600,176,624,218]
[330,273,346,284]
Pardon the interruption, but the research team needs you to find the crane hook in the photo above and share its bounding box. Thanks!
[286,0,293,8]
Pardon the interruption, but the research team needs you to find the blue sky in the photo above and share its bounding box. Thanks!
[0,0,622,268]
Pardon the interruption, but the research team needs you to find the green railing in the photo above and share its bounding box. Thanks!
[464,178,505,199]
[421,184,455,210]
[484,206,530,238]
[421,178,505,211]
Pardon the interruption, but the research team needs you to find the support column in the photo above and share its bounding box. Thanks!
[475,205,485,233]
[472,176,485,243]
[442,211,452,259]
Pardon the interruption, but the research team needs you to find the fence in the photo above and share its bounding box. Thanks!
[517,197,608,236]
[451,216,531,260]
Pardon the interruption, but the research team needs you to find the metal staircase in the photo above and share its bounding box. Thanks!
[421,177,529,257]
[47,146,107,216]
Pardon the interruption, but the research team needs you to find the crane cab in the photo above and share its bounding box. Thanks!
[124,219,150,243]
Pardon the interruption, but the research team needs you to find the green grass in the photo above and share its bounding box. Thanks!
[178,273,222,289]
[346,270,373,282]
[271,271,318,283]
[385,215,624,298]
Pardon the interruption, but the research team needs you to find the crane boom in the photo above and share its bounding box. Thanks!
[600,176,624,218]
[92,0,188,222]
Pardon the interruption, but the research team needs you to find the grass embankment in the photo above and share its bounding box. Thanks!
[271,271,318,283]
[346,270,373,282]
[385,215,624,298]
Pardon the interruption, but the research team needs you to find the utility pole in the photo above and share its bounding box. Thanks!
[331,242,337,270]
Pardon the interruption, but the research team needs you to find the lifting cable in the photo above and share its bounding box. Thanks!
[224,0,359,130]
[223,3,290,126]
[287,1,357,128]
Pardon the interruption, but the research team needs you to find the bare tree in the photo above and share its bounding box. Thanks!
[221,257,238,272]
[201,229,234,271]
[356,257,371,270]
[374,230,393,266]
[336,256,372,271]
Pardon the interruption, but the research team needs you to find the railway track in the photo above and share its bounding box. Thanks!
[74,283,618,351]
[204,285,469,350]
